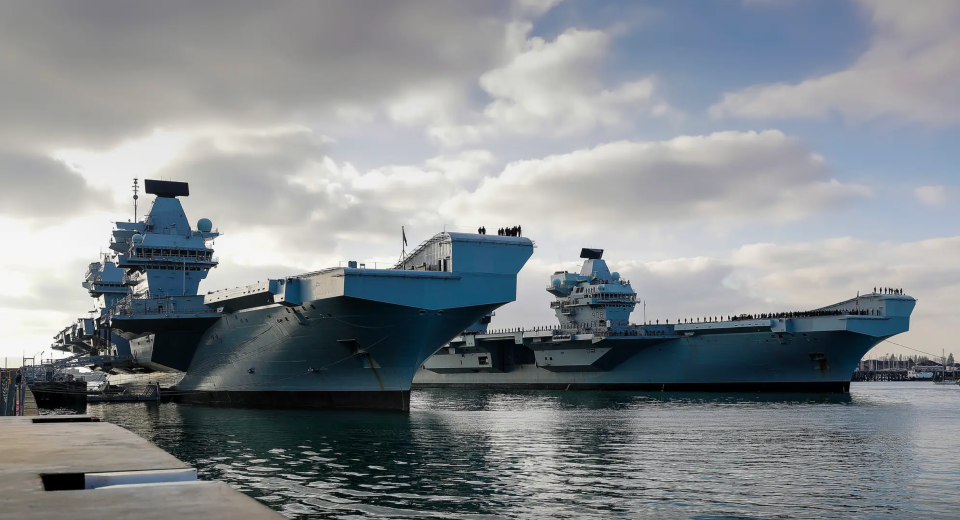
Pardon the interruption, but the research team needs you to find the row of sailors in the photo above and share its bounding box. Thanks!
[729,308,878,321]
[479,326,670,337]
[479,304,882,335]
[475,226,523,237]
[622,308,878,326]
[875,287,904,295]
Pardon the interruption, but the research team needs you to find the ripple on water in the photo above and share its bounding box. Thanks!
[70,383,960,519]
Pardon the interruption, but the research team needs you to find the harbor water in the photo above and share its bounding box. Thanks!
[50,382,959,519]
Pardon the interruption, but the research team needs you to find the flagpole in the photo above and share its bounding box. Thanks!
[400,226,408,267]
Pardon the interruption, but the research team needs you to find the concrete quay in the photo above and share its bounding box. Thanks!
[0,415,282,519]
[22,387,38,416]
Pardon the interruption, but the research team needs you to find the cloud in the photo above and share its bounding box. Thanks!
[430,25,674,146]
[0,213,126,356]
[710,0,960,125]
[513,0,564,17]
[0,150,114,220]
[0,1,520,149]
[439,130,870,232]
[49,127,869,261]
[48,126,504,269]
[914,185,948,206]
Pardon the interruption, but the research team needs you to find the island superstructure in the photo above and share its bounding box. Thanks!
[51,179,534,409]
[413,248,916,393]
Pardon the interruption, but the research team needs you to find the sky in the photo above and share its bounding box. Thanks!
[1,0,958,362]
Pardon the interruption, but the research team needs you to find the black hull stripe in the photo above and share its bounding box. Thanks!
[174,389,411,411]
[411,381,852,393]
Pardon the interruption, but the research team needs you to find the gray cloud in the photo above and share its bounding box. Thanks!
[0,150,114,219]
[0,1,517,149]
[440,130,871,233]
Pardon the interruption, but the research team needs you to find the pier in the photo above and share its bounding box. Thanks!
[0,415,283,519]
[852,369,911,382]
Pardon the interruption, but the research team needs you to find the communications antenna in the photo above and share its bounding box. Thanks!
[132,178,140,222]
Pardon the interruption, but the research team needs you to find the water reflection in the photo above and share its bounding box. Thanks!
[67,383,959,519]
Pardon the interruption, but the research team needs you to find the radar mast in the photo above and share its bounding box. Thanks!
[132,177,139,222]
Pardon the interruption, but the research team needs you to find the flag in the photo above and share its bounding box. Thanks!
[402,226,408,247]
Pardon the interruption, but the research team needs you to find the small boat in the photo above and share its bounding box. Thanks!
[87,383,160,403]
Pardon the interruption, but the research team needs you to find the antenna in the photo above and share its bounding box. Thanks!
[132,178,140,222]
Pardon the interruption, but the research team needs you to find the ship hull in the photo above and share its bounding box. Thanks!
[413,318,904,393]
[165,296,498,410]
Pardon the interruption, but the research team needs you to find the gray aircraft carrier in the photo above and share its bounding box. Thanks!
[413,248,915,392]
[51,179,534,409]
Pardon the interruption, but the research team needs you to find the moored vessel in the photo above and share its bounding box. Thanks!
[50,179,534,410]
[413,248,916,393]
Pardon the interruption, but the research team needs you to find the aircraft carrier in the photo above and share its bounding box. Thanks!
[51,179,534,409]
[413,248,916,393]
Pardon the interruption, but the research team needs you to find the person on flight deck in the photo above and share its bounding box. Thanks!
[518,225,522,236]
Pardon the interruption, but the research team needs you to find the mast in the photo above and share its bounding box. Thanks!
[132,178,139,222]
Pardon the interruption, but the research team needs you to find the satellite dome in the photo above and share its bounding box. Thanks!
[197,218,213,233]
[612,272,620,280]
[132,234,144,243]
[552,278,561,288]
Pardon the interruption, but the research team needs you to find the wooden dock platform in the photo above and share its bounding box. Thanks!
[0,415,282,519]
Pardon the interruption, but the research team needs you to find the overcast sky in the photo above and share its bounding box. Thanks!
[1,0,958,362]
